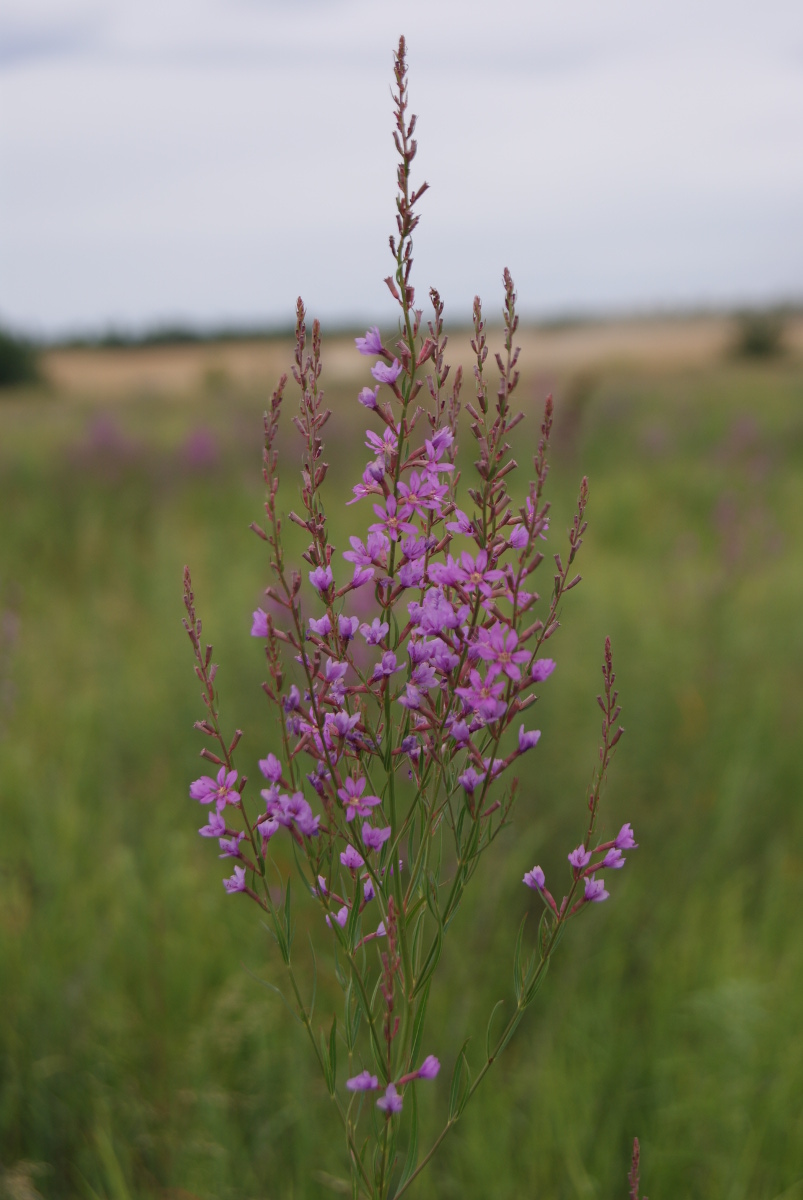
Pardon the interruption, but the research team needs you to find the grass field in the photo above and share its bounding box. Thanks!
[2,318,803,1198]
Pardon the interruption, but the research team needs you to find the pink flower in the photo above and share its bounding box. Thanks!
[223,865,246,893]
[251,608,269,637]
[584,876,609,903]
[377,1083,403,1113]
[371,359,402,385]
[347,1070,379,1091]
[417,1055,440,1080]
[532,658,556,682]
[523,865,545,890]
[355,326,384,356]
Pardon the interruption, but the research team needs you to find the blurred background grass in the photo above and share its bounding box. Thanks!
[1,313,803,1199]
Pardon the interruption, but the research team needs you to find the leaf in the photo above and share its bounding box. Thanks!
[485,998,505,1063]
[328,1014,338,1095]
[448,1040,471,1121]
[395,1083,419,1193]
[512,913,528,1004]
[409,982,431,1067]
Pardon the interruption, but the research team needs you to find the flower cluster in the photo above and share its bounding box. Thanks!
[181,36,632,1200]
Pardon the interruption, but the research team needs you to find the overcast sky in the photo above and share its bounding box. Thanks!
[1,0,802,337]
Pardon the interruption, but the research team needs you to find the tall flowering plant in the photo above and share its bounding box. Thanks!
[182,37,636,1199]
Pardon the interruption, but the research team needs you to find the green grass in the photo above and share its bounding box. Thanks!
[1,351,803,1198]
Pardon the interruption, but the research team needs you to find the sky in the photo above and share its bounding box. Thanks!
[1,0,802,338]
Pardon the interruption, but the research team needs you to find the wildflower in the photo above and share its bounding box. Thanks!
[360,617,389,645]
[343,531,388,569]
[337,776,381,821]
[602,848,626,869]
[326,905,349,929]
[615,823,638,849]
[355,326,384,356]
[258,754,283,783]
[218,833,245,858]
[532,658,557,682]
[377,1083,403,1114]
[257,816,279,842]
[370,495,416,542]
[458,767,485,793]
[397,470,444,521]
[363,878,375,902]
[308,614,332,637]
[309,565,334,594]
[347,1070,379,1091]
[362,822,392,852]
[518,726,541,752]
[190,767,239,812]
[454,669,507,722]
[417,1055,441,1079]
[584,876,609,903]
[340,845,365,870]
[446,508,474,535]
[251,608,269,637]
[371,650,403,680]
[398,558,425,588]
[223,865,246,893]
[475,623,530,680]
[523,865,546,890]
[371,359,402,385]
[338,614,360,641]
[358,386,380,409]
[568,846,592,870]
[199,811,226,838]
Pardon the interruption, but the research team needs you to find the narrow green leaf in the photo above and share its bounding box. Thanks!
[395,1083,419,1193]
[523,957,550,1008]
[485,999,505,1063]
[328,1014,338,1095]
[448,1040,471,1121]
[409,982,431,1067]
[512,913,528,1004]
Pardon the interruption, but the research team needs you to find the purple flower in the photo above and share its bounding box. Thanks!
[338,614,360,641]
[377,1083,403,1114]
[251,608,269,637]
[326,905,349,928]
[397,470,442,520]
[358,386,380,409]
[475,623,530,681]
[258,754,283,783]
[257,816,279,842]
[283,684,301,712]
[285,792,320,837]
[199,811,226,838]
[376,920,386,937]
[568,845,592,870]
[532,658,557,683]
[508,523,528,549]
[523,865,546,891]
[223,865,246,893]
[340,845,365,870]
[360,617,390,645]
[344,532,388,568]
[585,875,609,903]
[417,1055,440,1080]
[371,359,402,385]
[369,495,416,543]
[308,614,332,637]
[615,823,638,849]
[518,726,541,752]
[398,559,425,588]
[454,669,507,722]
[372,650,403,680]
[218,833,245,859]
[337,776,381,821]
[363,878,375,902]
[355,326,384,356]
[309,565,334,594]
[602,848,626,869]
[190,767,240,812]
[346,1070,379,1091]
[362,822,392,852]
[458,767,486,793]
[446,508,474,535]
